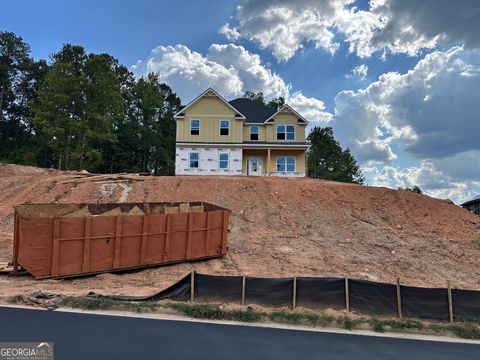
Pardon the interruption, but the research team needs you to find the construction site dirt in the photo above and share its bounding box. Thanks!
[0,163,479,299]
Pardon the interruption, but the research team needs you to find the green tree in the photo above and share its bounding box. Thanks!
[33,45,124,170]
[0,31,49,164]
[398,185,423,194]
[243,90,286,111]
[111,74,180,175]
[267,96,285,110]
[243,90,265,105]
[307,126,364,184]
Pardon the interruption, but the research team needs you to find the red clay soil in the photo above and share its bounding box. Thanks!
[0,163,479,298]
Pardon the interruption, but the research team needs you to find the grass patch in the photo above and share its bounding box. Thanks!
[369,318,425,333]
[6,295,24,304]
[268,311,335,327]
[443,324,480,340]
[61,296,158,313]
[167,303,261,322]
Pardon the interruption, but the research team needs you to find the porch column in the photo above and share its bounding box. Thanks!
[267,148,271,176]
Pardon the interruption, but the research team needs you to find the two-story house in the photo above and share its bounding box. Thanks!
[174,88,309,176]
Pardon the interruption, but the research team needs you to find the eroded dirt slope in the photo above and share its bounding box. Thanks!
[0,164,479,297]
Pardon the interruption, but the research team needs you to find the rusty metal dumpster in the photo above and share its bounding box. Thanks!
[13,202,229,279]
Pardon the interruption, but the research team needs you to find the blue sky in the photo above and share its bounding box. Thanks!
[2,0,480,203]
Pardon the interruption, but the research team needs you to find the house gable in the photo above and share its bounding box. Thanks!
[265,106,307,142]
[175,88,245,143]
[174,88,245,120]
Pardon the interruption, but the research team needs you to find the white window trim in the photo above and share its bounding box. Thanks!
[276,155,296,172]
[219,119,230,136]
[190,119,200,135]
[218,152,229,170]
[189,152,199,168]
[276,124,295,142]
[250,126,259,141]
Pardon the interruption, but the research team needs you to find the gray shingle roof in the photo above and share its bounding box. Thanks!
[229,98,277,124]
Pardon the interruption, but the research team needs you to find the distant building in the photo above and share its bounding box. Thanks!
[461,195,480,215]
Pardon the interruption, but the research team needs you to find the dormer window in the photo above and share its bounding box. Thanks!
[250,126,259,140]
[277,125,295,141]
[220,120,229,136]
[190,120,200,135]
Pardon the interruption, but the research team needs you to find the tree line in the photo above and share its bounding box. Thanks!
[1,31,363,183]
[0,31,180,175]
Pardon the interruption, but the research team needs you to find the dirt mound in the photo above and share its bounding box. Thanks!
[0,166,479,298]
[0,163,56,176]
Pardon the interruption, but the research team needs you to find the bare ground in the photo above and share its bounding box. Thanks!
[0,164,479,298]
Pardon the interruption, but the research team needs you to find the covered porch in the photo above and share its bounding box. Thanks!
[242,148,306,177]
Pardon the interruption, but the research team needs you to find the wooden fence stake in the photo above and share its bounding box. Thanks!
[345,277,350,312]
[190,271,195,302]
[447,280,453,323]
[396,278,403,319]
[241,276,246,306]
[292,276,297,310]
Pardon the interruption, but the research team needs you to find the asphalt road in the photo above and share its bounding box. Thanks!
[0,306,478,359]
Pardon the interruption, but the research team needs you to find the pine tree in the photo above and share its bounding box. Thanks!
[307,126,364,184]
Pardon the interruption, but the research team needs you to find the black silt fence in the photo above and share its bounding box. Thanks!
[93,272,480,322]
[401,286,449,321]
[245,277,293,307]
[295,277,345,310]
[452,289,480,322]
[349,279,398,316]
[195,273,243,303]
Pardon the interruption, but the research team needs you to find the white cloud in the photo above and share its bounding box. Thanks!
[219,23,241,41]
[289,92,333,123]
[132,43,332,124]
[131,44,243,101]
[363,161,480,204]
[333,46,480,203]
[222,0,480,61]
[345,64,368,80]
[333,46,480,163]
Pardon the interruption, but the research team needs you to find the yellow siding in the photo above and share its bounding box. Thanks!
[177,95,308,146]
[242,149,306,174]
[177,95,243,143]
[268,150,306,173]
[265,112,306,142]
[242,125,266,141]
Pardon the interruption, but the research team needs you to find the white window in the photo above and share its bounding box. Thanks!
[190,120,200,135]
[276,156,295,172]
[189,152,199,168]
[220,120,229,136]
[250,126,259,140]
[219,153,229,169]
[276,125,295,141]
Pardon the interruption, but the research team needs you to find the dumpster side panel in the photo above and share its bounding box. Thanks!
[189,212,207,258]
[145,214,167,264]
[58,217,85,276]
[207,211,224,255]
[17,218,53,278]
[89,216,116,272]
[119,215,143,268]
[167,213,188,262]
